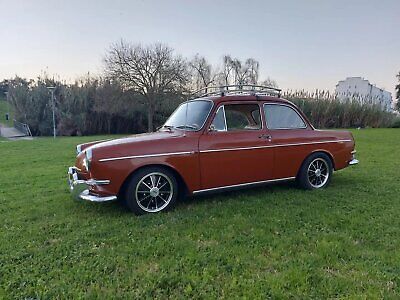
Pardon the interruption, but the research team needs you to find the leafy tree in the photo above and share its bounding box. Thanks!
[0,80,9,97]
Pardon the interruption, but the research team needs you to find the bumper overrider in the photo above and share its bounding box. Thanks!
[349,150,359,166]
[68,167,117,202]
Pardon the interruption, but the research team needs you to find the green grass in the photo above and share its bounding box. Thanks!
[0,98,13,127]
[0,129,399,298]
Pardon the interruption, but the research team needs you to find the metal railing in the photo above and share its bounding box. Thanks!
[13,119,32,137]
[190,84,282,99]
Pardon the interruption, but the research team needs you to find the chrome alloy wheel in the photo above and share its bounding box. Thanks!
[307,158,329,188]
[135,172,173,213]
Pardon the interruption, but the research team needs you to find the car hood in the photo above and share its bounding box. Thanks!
[89,131,184,150]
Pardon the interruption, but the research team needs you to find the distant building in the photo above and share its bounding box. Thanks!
[335,77,393,111]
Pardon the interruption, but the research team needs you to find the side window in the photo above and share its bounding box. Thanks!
[251,109,261,125]
[210,104,262,131]
[264,104,306,129]
[211,106,226,131]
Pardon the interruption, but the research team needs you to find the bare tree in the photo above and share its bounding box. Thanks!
[218,55,235,86]
[104,41,188,132]
[260,78,279,88]
[231,58,259,85]
[216,55,260,86]
[189,54,217,91]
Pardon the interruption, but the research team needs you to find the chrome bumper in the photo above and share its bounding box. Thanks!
[349,150,359,166]
[68,167,117,202]
[349,159,359,165]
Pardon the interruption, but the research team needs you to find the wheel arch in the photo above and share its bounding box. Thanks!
[118,163,189,199]
[297,149,336,178]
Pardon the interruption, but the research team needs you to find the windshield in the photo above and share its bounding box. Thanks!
[163,100,213,131]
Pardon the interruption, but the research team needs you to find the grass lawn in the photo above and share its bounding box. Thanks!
[0,98,14,127]
[0,129,399,298]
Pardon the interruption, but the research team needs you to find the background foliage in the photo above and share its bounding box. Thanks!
[396,72,400,111]
[5,76,183,136]
[1,43,398,136]
[5,77,396,136]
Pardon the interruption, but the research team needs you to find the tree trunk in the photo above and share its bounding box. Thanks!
[147,104,154,133]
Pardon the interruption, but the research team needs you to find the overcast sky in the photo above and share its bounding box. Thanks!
[1,0,399,97]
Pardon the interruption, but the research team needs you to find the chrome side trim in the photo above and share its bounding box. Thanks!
[201,145,269,153]
[193,176,296,194]
[200,139,352,154]
[99,151,195,162]
[98,140,352,162]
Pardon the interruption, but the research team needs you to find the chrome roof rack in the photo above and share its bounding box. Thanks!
[190,84,282,99]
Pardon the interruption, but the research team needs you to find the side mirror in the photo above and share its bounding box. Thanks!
[208,124,216,132]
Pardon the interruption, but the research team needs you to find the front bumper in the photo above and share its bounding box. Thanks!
[68,167,117,202]
[349,150,359,166]
[349,159,359,165]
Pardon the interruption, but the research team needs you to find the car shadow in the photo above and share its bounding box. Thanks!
[70,175,359,216]
[69,180,299,217]
[181,180,299,207]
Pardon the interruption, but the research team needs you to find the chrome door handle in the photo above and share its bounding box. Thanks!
[259,134,272,141]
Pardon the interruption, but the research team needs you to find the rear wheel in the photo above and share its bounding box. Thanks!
[124,167,178,215]
[297,153,333,190]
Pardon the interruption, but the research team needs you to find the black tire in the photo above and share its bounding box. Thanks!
[124,166,179,215]
[297,152,333,190]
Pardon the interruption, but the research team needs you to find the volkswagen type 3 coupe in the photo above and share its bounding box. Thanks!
[68,85,358,215]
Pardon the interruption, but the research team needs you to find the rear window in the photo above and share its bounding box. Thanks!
[264,104,306,129]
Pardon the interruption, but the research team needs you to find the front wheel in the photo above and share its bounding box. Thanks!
[297,153,333,190]
[124,167,178,215]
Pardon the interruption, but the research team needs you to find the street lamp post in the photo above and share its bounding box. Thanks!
[47,86,56,138]
[4,91,9,123]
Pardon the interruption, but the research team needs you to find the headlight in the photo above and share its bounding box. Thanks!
[76,144,82,155]
[83,149,93,172]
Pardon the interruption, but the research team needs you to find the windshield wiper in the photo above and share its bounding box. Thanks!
[175,124,198,130]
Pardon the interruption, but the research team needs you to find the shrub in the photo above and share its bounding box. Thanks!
[391,118,400,128]
[7,76,184,136]
[7,76,397,135]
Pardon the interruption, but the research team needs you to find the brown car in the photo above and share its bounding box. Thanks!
[68,85,358,215]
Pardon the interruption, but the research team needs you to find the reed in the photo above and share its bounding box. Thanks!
[284,89,396,128]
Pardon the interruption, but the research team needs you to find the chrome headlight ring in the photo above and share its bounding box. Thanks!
[76,144,83,155]
[83,148,93,172]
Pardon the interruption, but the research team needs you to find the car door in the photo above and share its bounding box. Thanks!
[198,102,274,190]
[263,103,313,179]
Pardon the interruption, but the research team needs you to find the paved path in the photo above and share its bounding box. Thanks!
[0,124,33,140]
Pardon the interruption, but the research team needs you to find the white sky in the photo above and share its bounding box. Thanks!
[1,0,399,97]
